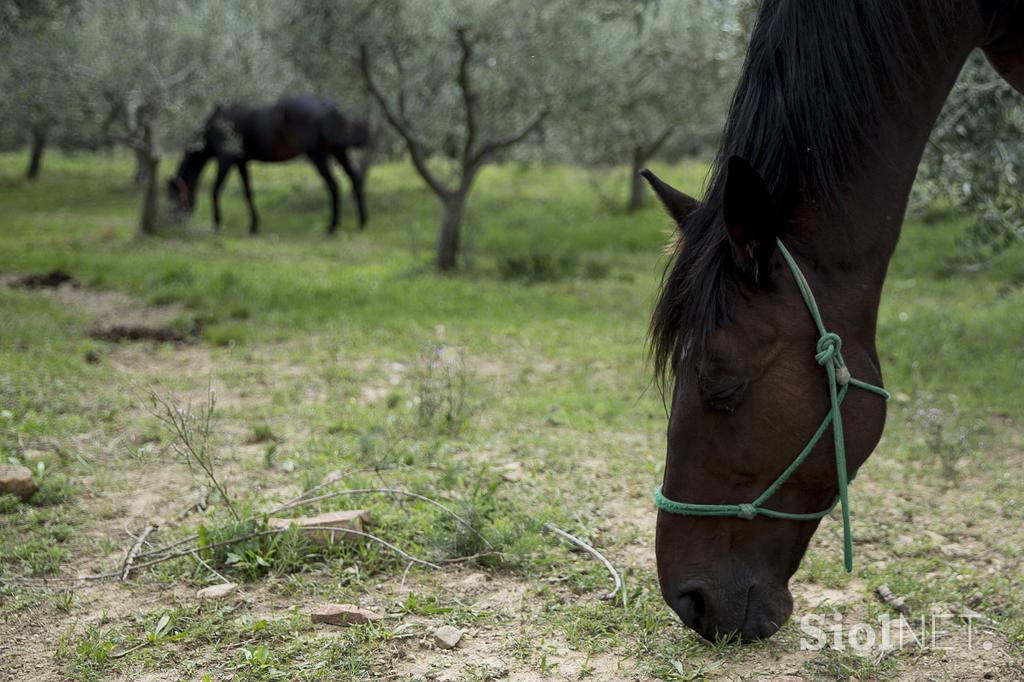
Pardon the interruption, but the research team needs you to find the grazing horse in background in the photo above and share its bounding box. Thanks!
[168,94,369,234]
[641,0,1024,642]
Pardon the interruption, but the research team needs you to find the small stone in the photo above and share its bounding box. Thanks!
[940,542,974,559]
[309,603,382,626]
[460,572,487,586]
[197,582,237,599]
[267,509,370,544]
[499,462,523,483]
[478,656,508,678]
[408,664,431,680]
[0,465,38,501]
[433,625,462,649]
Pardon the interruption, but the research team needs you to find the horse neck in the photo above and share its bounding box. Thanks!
[177,148,212,189]
[790,31,979,293]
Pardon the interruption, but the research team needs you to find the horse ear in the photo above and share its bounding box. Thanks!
[640,169,701,225]
[722,156,780,284]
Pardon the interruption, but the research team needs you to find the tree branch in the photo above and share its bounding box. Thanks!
[543,522,625,606]
[471,108,549,170]
[359,44,451,199]
[642,125,676,160]
[121,524,157,581]
[387,42,410,123]
[454,26,478,170]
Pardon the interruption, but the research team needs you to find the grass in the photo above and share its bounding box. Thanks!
[0,151,1021,680]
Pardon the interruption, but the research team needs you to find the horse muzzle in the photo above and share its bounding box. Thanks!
[667,579,793,643]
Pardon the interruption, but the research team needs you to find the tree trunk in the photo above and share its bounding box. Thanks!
[134,147,150,185]
[136,109,161,235]
[139,154,160,234]
[437,193,466,272]
[628,146,647,212]
[26,127,46,181]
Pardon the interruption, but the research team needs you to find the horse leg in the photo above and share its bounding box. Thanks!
[335,148,367,229]
[210,160,231,231]
[309,153,339,234]
[237,161,260,234]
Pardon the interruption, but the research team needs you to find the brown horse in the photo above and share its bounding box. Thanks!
[168,94,369,234]
[643,0,1024,642]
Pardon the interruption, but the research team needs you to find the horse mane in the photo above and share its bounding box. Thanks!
[649,0,955,385]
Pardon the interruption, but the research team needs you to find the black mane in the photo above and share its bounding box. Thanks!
[649,0,954,383]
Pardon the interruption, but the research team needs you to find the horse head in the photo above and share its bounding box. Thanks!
[645,159,888,642]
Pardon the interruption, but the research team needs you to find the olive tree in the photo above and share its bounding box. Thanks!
[559,0,743,211]
[75,0,295,234]
[0,0,88,179]
[354,0,582,271]
[915,52,1024,262]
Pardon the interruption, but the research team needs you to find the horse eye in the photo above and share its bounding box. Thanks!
[699,377,747,411]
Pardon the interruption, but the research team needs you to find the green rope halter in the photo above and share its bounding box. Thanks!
[654,238,890,572]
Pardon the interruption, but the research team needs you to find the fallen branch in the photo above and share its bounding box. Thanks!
[139,485,488,563]
[122,524,157,581]
[3,524,440,589]
[875,584,909,615]
[190,550,232,586]
[298,526,441,570]
[130,525,440,573]
[543,522,625,607]
[268,464,402,513]
[269,487,493,549]
[109,641,149,660]
[436,551,509,564]
[1,571,122,587]
[134,533,201,561]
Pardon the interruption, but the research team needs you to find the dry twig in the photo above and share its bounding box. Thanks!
[269,487,492,549]
[121,524,157,581]
[544,522,625,607]
[2,525,440,588]
[875,584,909,615]
[147,383,239,521]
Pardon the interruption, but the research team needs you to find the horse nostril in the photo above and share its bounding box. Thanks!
[674,587,709,633]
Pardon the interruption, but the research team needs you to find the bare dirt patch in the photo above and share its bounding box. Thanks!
[12,269,76,289]
[4,272,199,343]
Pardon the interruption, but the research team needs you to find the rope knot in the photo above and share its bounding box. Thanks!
[737,503,757,520]
[814,332,842,366]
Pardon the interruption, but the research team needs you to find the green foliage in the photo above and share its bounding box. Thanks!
[916,52,1024,263]
[55,624,118,681]
[413,341,473,436]
[74,0,298,149]
[188,515,369,581]
[555,0,743,166]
